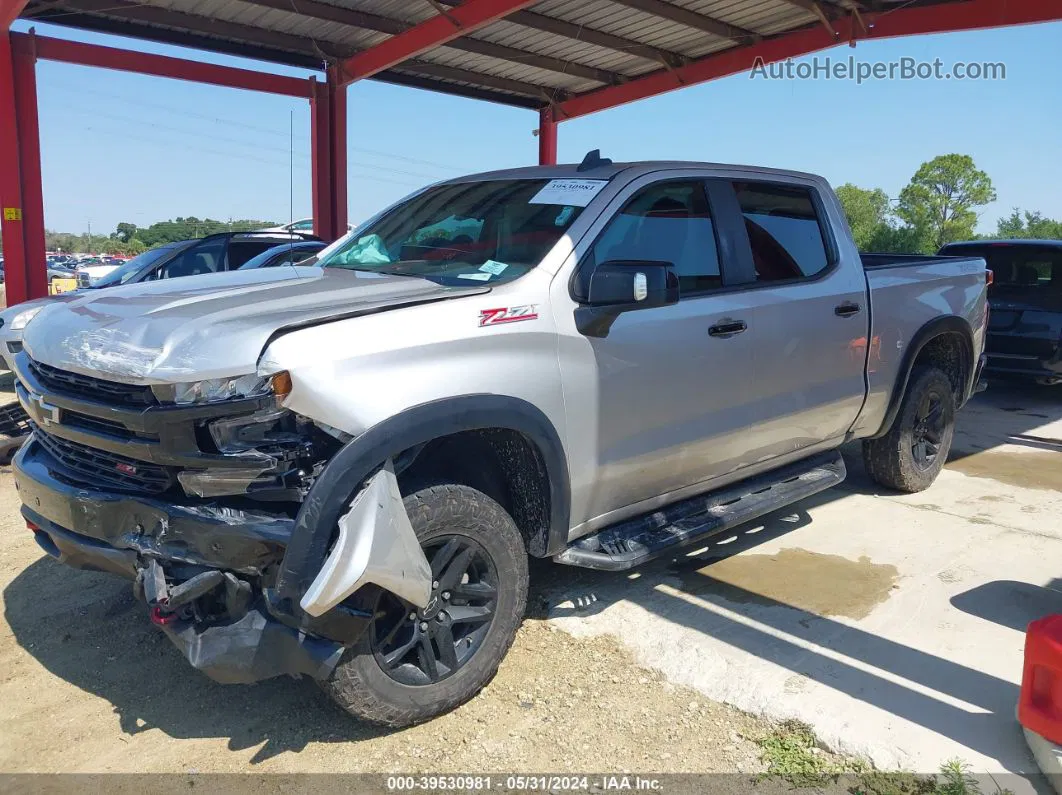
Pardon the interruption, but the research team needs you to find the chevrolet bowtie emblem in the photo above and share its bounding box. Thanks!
[29,392,61,426]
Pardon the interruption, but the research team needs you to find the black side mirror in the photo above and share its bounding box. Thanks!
[587,260,679,309]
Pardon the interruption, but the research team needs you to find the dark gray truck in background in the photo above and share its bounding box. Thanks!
[10,158,988,727]
[939,239,1062,385]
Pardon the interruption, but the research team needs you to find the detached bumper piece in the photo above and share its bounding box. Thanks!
[555,450,846,571]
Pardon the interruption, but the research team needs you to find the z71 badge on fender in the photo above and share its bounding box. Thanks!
[479,305,539,327]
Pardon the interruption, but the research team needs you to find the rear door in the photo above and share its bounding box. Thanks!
[719,178,868,461]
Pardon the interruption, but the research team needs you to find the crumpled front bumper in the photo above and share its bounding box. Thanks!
[14,440,362,684]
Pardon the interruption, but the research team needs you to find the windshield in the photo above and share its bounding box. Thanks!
[318,178,597,286]
[91,244,185,287]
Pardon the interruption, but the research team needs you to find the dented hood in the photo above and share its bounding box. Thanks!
[22,266,487,383]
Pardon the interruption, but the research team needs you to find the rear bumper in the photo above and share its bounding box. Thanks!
[14,440,364,684]
[985,332,1062,382]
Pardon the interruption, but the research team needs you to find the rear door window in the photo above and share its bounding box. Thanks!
[734,182,831,282]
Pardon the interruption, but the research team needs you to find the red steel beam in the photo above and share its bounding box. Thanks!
[339,0,538,85]
[559,0,1062,119]
[538,106,556,166]
[12,33,46,300]
[21,32,314,97]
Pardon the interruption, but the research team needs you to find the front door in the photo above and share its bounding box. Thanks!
[570,178,762,526]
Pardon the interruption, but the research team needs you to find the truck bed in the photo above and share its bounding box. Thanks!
[861,253,973,269]
[850,253,989,439]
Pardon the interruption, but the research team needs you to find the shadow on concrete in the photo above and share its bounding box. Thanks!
[2,557,393,762]
[950,379,1062,459]
[951,580,1062,633]
[536,497,1049,771]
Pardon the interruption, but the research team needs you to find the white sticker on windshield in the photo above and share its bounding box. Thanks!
[529,179,608,207]
[458,272,492,281]
[479,259,509,276]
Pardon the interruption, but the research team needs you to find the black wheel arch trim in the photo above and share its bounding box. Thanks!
[871,314,977,439]
[275,394,570,611]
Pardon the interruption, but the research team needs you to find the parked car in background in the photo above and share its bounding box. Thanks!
[0,231,320,371]
[8,158,988,727]
[938,239,1062,385]
[259,218,353,234]
[236,240,326,270]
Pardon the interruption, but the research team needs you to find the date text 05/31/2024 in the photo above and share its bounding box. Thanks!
[386,775,663,791]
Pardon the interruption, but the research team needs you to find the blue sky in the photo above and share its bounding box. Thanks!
[12,17,1062,236]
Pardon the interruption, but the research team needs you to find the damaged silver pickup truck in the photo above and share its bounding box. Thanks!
[11,157,988,727]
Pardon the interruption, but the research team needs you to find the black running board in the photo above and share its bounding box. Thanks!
[554,451,846,571]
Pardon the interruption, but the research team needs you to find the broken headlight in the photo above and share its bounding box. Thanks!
[151,371,289,405]
[208,407,291,453]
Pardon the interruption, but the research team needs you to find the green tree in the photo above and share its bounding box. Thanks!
[896,154,996,252]
[113,222,138,243]
[995,209,1062,240]
[835,184,893,251]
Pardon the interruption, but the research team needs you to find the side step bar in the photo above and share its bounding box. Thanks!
[554,450,846,571]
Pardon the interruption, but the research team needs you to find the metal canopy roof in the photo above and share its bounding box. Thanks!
[17,0,998,112]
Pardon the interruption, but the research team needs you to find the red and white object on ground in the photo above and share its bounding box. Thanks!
[1019,615,1062,792]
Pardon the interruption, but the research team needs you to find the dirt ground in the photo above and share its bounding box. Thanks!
[0,372,770,774]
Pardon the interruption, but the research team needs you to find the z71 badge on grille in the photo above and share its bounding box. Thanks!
[478,305,539,327]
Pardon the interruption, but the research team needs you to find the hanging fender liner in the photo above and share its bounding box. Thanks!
[274,394,570,613]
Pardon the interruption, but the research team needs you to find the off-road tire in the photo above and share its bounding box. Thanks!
[862,366,956,493]
[319,483,528,727]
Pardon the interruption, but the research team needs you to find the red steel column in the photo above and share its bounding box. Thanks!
[538,106,557,166]
[0,29,29,306]
[12,32,45,300]
[311,68,347,241]
[310,76,333,241]
[329,64,347,236]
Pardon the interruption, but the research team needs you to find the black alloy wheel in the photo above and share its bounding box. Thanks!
[371,536,498,686]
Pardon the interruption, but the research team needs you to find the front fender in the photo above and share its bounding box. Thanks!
[275,394,570,613]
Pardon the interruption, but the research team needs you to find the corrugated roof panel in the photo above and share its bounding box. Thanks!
[21,0,984,107]
[421,45,601,94]
[344,0,438,26]
[157,0,379,50]
[389,63,532,99]
[534,0,721,57]
[470,18,656,77]
[671,0,813,36]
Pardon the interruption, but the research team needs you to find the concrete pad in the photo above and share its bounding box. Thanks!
[540,381,1062,780]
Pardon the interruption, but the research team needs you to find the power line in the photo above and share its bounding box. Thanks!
[47,82,476,173]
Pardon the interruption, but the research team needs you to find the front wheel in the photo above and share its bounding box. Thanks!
[862,366,957,493]
[319,482,528,727]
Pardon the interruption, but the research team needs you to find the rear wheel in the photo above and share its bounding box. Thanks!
[863,366,956,493]
[320,482,527,727]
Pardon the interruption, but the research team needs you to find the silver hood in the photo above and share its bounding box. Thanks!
[22,266,487,383]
